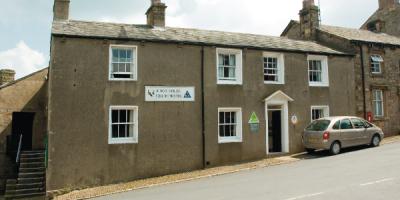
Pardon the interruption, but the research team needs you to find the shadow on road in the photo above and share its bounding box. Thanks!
[293,145,372,160]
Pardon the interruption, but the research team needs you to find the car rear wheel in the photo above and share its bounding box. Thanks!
[371,135,381,147]
[330,141,341,155]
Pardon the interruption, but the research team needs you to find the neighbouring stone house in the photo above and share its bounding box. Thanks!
[45,0,355,193]
[0,68,48,193]
[282,0,400,136]
[361,0,400,37]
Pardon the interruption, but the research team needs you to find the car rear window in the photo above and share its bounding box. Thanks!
[306,120,331,131]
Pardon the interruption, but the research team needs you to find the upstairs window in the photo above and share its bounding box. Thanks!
[372,90,384,117]
[308,55,329,87]
[371,55,383,74]
[218,108,242,143]
[263,52,285,84]
[109,45,137,81]
[217,48,242,85]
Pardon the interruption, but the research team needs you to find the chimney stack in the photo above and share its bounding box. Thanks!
[0,69,16,86]
[379,0,400,10]
[299,0,320,40]
[53,0,70,21]
[146,0,167,27]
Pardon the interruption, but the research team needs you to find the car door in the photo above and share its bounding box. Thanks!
[362,120,375,144]
[350,118,367,145]
[339,118,356,147]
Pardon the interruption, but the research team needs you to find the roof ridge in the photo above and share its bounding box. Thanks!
[0,67,48,89]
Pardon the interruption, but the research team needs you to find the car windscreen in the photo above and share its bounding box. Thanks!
[305,120,331,131]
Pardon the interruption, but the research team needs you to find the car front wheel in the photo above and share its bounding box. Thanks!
[330,141,341,155]
[371,135,381,147]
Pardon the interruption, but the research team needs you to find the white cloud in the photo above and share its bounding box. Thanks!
[0,41,47,79]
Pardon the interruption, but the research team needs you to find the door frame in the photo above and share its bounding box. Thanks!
[264,90,293,155]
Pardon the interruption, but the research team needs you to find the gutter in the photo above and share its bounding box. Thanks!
[51,34,353,57]
[359,44,367,119]
[200,46,206,169]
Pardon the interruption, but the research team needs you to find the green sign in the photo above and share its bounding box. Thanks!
[248,112,260,124]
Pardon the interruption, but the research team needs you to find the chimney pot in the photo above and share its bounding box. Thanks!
[303,0,315,8]
[0,69,16,86]
[53,0,70,21]
[146,0,167,27]
[379,0,399,10]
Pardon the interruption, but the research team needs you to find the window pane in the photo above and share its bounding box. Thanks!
[231,112,236,123]
[112,49,119,62]
[126,63,131,72]
[219,125,224,137]
[112,110,118,123]
[333,120,340,129]
[128,124,133,137]
[119,110,127,123]
[120,50,127,62]
[118,63,125,72]
[219,112,224,124]
[112,125,119,138]
[340,119,353,129]
[225,112,231,123]
[120,124,125,138]
[112,63,119,73]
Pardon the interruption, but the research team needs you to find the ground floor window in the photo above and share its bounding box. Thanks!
[372,90,384,117]
[218,108,242,143]
[109,106,138,144]
[311,106,329,121]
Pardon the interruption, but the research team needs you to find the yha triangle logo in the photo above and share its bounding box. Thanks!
[184,91,191,98]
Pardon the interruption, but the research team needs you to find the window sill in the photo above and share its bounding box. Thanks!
[109,138,138,144]
[309,83,329,87]
[218,137,242,144]
[264,81,284,85]
[217,80,242,85]
[109,79,137,82]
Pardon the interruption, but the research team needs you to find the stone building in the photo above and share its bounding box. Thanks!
[282,0,400,136]
[45,0,355,193]
[0,68,48,194]
[361,0,400,37]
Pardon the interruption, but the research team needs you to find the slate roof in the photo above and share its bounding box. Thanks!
[52,20,348,55]
[319,24,400,46]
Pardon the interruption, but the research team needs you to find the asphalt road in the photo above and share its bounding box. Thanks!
[94,142,400,200]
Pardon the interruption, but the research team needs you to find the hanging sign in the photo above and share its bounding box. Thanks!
[249,112,260,133]
[145,86,195,102]
[248,112,260,124]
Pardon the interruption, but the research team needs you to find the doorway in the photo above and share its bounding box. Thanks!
[264,90,293,155]
[268,108,282,153]
[11,112,35,151]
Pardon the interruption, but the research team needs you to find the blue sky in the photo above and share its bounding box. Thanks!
[0,0,378,78]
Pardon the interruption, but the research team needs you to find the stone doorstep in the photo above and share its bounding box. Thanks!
[54,135,400,200]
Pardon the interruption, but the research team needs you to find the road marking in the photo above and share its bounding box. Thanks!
[360,178,395,186]
[284,192,324,200]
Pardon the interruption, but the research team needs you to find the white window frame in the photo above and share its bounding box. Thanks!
[218,107,243,143]
[109,105,139,144]
[370,55,383,74]
[308,55,329,87]
[263,52,285,84]
[310,105,330,121]
[109,45,138,81]
[216,48,243,85]
[372,90,384,117]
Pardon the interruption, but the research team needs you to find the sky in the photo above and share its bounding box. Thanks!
[0,0,378,78]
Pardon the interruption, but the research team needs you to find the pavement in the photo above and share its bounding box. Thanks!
[92,142,400,200]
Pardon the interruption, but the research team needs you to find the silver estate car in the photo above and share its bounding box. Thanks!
[303,116,384,155]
